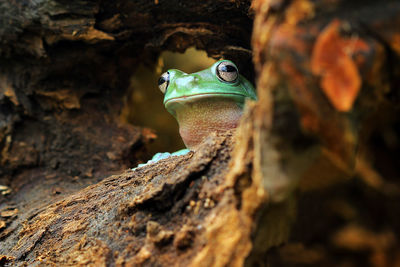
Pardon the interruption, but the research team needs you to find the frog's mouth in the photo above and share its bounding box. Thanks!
[164,92,248,106]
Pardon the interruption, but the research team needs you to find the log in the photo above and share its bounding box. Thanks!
[251,0,400,266]
[1,0,400,266]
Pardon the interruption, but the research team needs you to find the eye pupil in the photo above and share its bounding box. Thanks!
[216,61,238,83]
[222,65,236,72]
[158,72,170,94]
[158,77,166,86]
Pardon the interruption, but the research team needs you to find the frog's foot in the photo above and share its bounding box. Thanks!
[132,152,172,170]
[170,148,190,157]
[149,152,173,163]
[132,149,191,170]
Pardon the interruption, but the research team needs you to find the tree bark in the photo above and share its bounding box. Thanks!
[251,0,400,266]
[1,0,400,266]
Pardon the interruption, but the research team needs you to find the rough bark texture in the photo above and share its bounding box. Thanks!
[1,0,400,266]
[251,0,400,266]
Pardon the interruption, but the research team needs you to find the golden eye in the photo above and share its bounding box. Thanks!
[216,61,238,83]
[158,72,170,93]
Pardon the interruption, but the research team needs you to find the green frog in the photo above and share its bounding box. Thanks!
[136,60,257,168]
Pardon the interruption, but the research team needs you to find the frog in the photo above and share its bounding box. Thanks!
[135,59,257,168]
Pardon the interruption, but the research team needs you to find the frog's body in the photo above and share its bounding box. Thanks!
[134,60,257,169]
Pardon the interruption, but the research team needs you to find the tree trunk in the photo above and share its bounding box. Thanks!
[1,0,399,266]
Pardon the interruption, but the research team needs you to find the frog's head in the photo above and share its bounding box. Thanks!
[158,60,257,117]
[157,60,257,149]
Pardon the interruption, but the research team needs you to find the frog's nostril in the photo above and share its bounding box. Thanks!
[190,75,201,83]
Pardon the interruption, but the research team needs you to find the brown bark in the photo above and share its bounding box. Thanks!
[1,0,400,266]
[251,0,400,266]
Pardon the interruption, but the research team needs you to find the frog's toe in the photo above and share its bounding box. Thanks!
[171,148,190,156]
[131,150,191,170]
[151,152,172,161]
[131,152,172,170]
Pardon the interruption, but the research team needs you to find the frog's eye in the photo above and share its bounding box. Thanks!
[216,61,238,83]
[158,72,170,94]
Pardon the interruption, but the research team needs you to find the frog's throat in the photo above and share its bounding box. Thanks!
[171,98,244,149]
[164,92,248,108]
